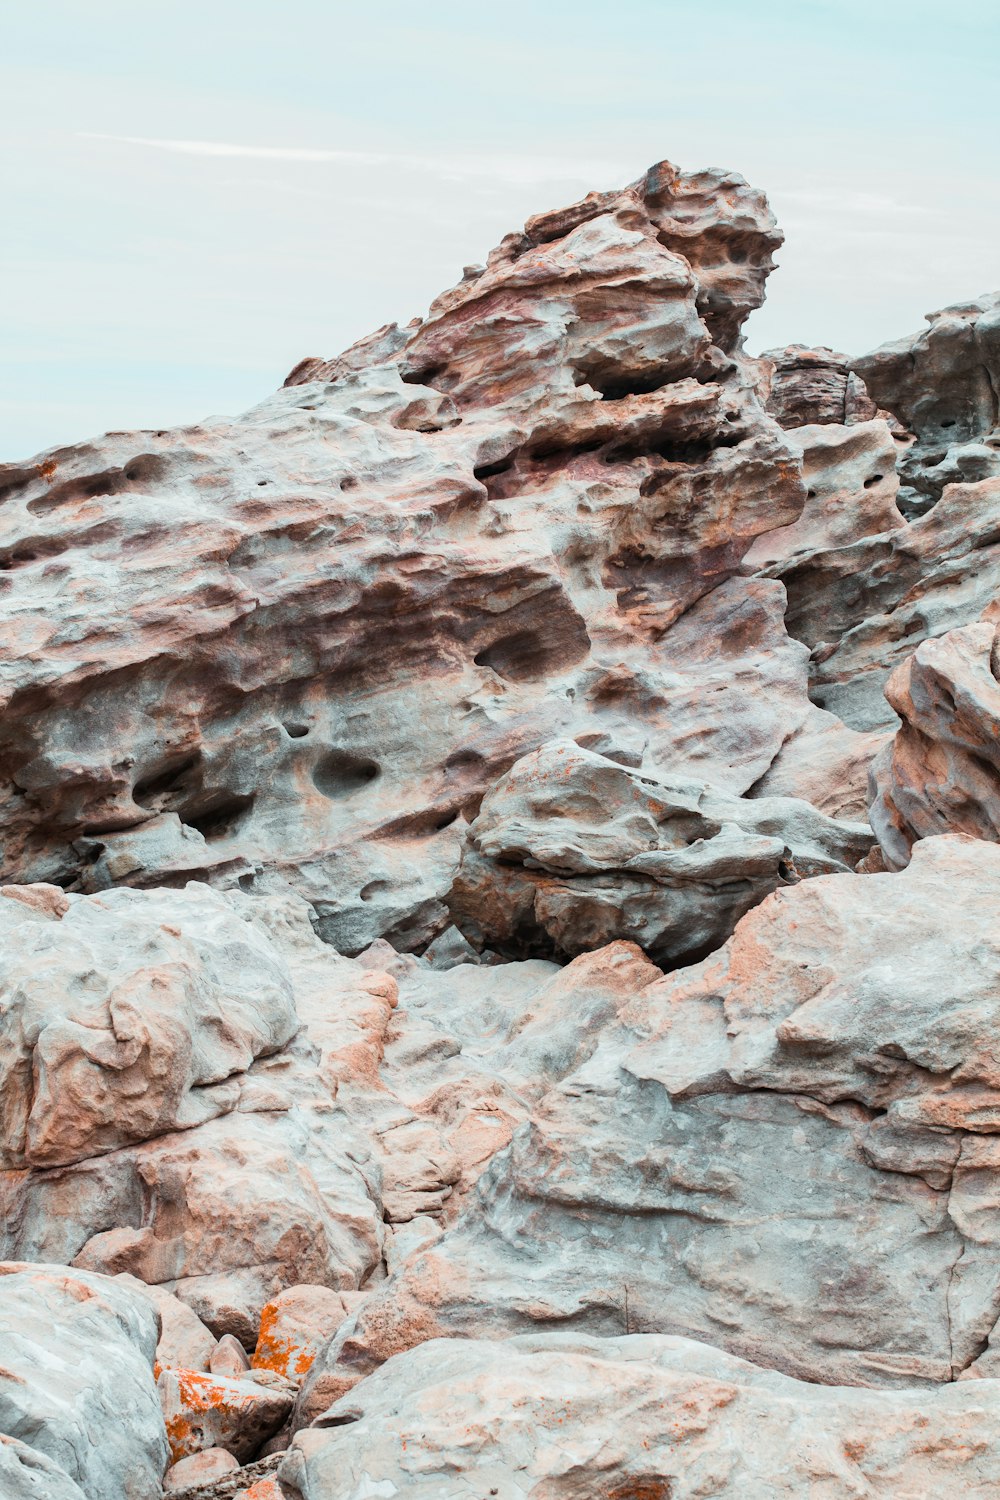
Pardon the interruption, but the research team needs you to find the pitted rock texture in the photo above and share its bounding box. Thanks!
[853,293,1000,516]
[4,154,1000,1496]
[0,159,808,958]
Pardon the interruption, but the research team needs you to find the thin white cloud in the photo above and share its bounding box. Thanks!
[79,133,630,188]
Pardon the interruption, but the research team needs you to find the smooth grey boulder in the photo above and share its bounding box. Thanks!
[0,1264,167,1500]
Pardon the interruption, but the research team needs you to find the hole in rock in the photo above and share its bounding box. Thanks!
[401,365,444,387]
[360,880,389,903]
[312,750,380,800]
[474,631,552,682]
[184,793,255,841]
[474,457,515,481]
[806,489,817,499]
[864,474,885,488]
[340,476,359,491]
[283,722,310,738]
[941,419,956,429]
[444,747,486,775]
[575,365,674,401]
[133,754,201,809]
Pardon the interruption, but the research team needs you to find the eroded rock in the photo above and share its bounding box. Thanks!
[449,739,872,964]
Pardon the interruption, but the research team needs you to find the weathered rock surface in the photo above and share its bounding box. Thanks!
[0,882,296,1171]
[449,738,872,963]
[854,293,1000,516]
[300,836,1000,1406]
[0,159,811,959]
[163,1447,239,1493]
[763,344,879,430]
[870,621,1000,867]
[5,152,1000,1496]
[283,1332,1000,1499]
[0,1263,167,1500]
[0,1436,88,1500]
[252,1286,359,1380]
[0,884,385,1342]
[158,1366,292,1464]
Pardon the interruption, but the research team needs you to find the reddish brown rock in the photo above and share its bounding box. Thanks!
[762,344,879,429]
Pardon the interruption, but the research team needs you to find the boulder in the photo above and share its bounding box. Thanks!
[163,1447,239,1492]
[449,739,872,965]
[252,1286,361,1381]
[282,1333,1000,1498]
[0,1263,167,1500]
[158,1367,293,1464]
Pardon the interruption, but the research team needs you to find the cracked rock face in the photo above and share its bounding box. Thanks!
[4,153,1000,1496]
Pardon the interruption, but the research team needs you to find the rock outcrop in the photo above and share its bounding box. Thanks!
[282,1333,1000,1499]
[449,738,871,963]
[854,293,1000,516]
[299,836,1000,1402]
[3,151,1000,1498]
[870,621,1000,866]
[0,160,808,959]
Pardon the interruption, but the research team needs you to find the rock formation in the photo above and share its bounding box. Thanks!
[3,155,1000,1498]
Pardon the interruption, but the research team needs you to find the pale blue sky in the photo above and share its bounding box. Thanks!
[2,0,997,459]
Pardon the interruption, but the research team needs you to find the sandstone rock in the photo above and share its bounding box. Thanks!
[744,704,885,821]
[763,344,879,429]
[252,1287,359,1381]
[448,739,872,964]
[853,292,1000,516]
[0,1263,167,1500]
[744,417,903,568]
[0,883,296,1170]
[0,1436,87,1500]
[299,836,1000,1407]
[869,621,1000,867]
[283,1333,1000,1499]
[211,1334,252,1378]
[1,887,385,1343]
[761,474,1000,731]
[0,159,806,957]
[163,1447,239,1492]
[158,1367,292,1464]
[115,1273,216,1372]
